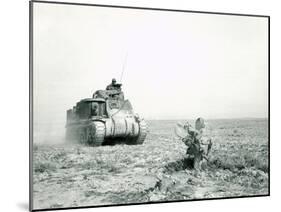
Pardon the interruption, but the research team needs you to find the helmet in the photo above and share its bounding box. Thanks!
[112,78,117,83]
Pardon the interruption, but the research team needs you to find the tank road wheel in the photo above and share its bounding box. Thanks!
[87,122,105,146]
[132,120,148,145]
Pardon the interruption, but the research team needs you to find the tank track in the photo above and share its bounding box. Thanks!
[87,121,105,146]
[133,120,148,144]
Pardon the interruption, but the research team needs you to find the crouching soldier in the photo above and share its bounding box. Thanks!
[182,118,212,170]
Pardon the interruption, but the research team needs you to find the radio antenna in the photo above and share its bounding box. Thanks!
[120,51,128,83]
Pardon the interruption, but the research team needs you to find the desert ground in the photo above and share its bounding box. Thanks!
[33,119,268,210]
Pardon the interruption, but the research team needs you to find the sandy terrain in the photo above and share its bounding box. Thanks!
[33,119,268,210]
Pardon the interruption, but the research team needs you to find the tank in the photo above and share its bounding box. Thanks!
[65,86,148,146]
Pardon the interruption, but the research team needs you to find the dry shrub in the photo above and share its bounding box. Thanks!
[209,151,268,173]
[164,157,194,173]
[243,154,268,173]
[34,161,56,173]
[51,151,67,161]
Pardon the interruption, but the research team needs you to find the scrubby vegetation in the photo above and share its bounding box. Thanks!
[33,119,268,209]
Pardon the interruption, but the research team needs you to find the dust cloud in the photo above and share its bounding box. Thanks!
[33,119,66,144]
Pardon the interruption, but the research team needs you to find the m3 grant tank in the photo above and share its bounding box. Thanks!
[65,79,148,146]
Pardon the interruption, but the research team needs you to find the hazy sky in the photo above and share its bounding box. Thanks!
[33,2,268,125]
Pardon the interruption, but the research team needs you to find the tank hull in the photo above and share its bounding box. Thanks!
[66,117,147,146]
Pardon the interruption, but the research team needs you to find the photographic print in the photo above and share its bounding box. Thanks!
[30,1,269,211]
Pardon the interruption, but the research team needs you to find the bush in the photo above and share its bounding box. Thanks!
[34,161,56,173]
[209,152,268,173]
[243,154,268,173]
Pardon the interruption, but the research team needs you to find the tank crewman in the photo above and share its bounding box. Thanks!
[106,78,122,91]
[182,118,212,170]
[106,78,124,100]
